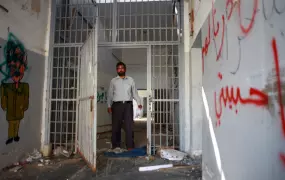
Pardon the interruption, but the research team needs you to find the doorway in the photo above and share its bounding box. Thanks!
[96,46,150,151]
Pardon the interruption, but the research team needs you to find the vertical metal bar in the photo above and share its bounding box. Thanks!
[141,0,143,41]
[146,0,149,42]
[152,46,155,152]
[171,45,175,148]
[165,2,167,41]
[123,0,126,42]
[164,46,166,147]
[135,0,137,42]
[55,1,62,148]
[75,0,78,43]
[171,2,173,42]
[75,47,80,152]
[147,45,152,154]
[159,45,161,148]
[112,0,117,42]
[66,48,71,148]
[152,1,155,42]
[80,2,84,42]
[129,0,131,41]
[158,0,161,42]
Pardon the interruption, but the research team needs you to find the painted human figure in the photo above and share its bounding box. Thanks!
[0,35,29,145]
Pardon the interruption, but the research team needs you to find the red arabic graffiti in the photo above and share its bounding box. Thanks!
[271,38,285,166]
[202,0,258,73]
[202,18,211,74]
[212,2,225,61]
[215,86,269,121]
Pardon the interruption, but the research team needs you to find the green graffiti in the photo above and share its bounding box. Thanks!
[97,90,107,103]
[0,32,28,85]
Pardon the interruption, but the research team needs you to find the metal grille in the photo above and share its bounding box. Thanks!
[48,0,180,152]
[49,0,97,151]
[77,23,98,169]
[49,47,79,150]
[150,45,179,153]
[97,0,180,43]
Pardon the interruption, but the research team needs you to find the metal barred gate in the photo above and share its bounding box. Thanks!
[77,17,99,171]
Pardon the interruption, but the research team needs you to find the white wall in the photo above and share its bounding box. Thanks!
[201,0,285,179]
[122,48,147,90]
[190,48,202,156]
[0,0,50,169]
[0,0,50,56]
[97,46,117,133]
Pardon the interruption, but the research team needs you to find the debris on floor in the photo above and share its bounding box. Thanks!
[138,164,173,172]
[104,146,147,157]
[107,147,127,154]
[158,148,187,161]
[2,149,43,172]
[53,146,73,157]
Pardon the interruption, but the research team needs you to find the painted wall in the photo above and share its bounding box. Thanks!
[97,47,117,133]
[201,0,285,179]
[0,0,50,169]
[121,48,147,90]
[190,48,202,156]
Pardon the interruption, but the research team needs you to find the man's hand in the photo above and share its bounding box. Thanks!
[107,107,112,114]
[138,105,142,109]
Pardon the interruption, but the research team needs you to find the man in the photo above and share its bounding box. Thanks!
[107,62,142,151]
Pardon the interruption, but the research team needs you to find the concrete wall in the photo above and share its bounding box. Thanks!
[190,48,202,156]
[201,0,285,179]
[97,47,117,133]
[0,0,50,169]
[122,48,147,90]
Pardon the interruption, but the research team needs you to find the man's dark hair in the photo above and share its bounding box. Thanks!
[116,61,126,69]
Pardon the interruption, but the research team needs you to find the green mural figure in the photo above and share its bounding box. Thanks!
[0,33,29,145]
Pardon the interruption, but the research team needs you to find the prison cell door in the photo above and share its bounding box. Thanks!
[77,19,98,171]
[147,45,180,155]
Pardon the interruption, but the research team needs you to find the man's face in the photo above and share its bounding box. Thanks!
[117,65,126,76]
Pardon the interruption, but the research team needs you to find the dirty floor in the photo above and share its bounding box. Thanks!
[0,154,202,180]
[0,121,201,179]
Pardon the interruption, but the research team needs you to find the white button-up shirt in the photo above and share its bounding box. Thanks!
[107,76,141,107]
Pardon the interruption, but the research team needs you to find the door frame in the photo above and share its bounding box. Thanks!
[97,44,152,154]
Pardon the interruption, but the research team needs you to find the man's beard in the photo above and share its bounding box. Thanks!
[117,72,125,76]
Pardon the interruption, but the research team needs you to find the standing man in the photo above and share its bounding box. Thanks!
[107,62,142,150]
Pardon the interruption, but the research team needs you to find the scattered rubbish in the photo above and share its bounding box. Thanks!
[107,147,127,154]
[38,163,44,167]
[29,149,42,160]
[180,156,202,166]
[145,155,155,161]
[158,149,187,161]
[17,149,43,165]
[9,166,22,172]
[139,164,173,172]
[45,159,51,165]
[53,146,72,157]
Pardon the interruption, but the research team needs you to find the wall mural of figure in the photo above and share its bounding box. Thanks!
[0,32,29,145]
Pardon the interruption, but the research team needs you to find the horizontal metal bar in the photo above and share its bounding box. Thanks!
[78,96,94,101]
[50,99,77,101]
[54,43,84,47]
[152,99,179,102]
[98,42,180,47]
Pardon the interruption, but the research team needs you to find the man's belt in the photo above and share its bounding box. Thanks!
[113,101,132,104]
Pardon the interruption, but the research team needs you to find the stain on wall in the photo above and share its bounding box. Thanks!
[0,33,29,145]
